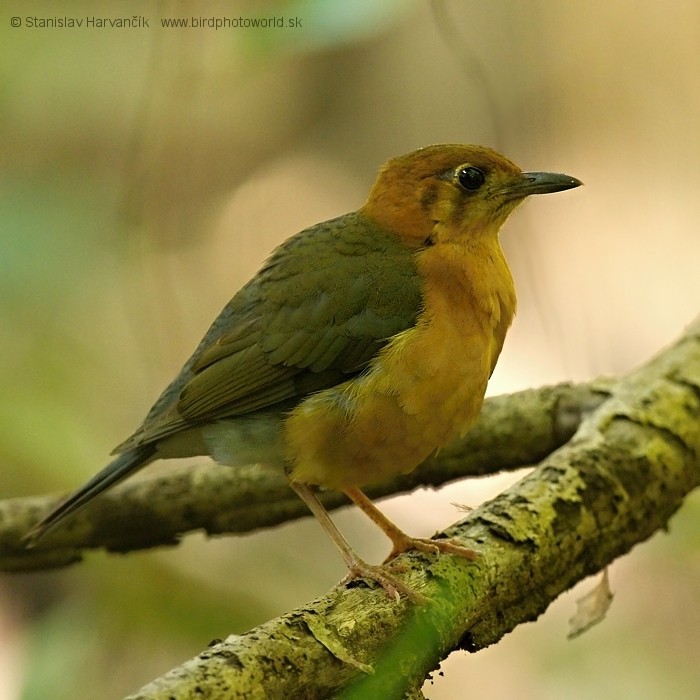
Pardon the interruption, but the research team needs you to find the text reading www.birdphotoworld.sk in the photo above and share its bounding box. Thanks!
[10,16,303,29]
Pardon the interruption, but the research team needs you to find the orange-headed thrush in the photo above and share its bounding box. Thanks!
[26,145,582,599]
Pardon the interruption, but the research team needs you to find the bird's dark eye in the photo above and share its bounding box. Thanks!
[457,166,486,191]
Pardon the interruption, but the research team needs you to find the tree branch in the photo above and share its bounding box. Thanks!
[1,382,607,571]
[118,317,699,699]
[2,319,699,697]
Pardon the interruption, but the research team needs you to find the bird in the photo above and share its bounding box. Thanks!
[25,144,581,600]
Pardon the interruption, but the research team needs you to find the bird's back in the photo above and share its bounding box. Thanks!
[114,211,424,454]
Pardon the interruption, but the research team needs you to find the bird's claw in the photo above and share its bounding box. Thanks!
[340,561,428,604]
[384,535,479,563]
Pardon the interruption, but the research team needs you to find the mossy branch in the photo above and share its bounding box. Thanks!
[121,318,700,699]
[1,382,606,571]
[1,319,699,698]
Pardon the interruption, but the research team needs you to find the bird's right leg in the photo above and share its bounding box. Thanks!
[289,482,425,603]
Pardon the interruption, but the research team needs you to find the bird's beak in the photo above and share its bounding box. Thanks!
[497,172,583,201]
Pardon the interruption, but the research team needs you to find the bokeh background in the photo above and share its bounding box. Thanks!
[2,1,699,698]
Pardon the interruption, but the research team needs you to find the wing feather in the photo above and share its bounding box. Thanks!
[114,212,422,452]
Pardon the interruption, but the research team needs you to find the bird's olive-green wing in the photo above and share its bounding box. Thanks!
[114,212,423,452]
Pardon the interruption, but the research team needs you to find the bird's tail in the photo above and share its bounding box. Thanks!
[24,443,158,546]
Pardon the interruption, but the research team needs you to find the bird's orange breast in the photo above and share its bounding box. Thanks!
[283,237,516,490]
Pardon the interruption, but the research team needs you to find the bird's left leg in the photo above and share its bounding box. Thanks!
[343,487,479,563]
[290,482,426,602]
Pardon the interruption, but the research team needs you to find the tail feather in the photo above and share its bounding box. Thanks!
[24,443,158,546]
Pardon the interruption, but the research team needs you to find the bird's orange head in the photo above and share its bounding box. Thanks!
[361,144,581,246]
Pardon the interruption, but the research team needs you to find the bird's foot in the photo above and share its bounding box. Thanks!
[341,487,479,565]
[384,534,479,563]
[340,559,428,604]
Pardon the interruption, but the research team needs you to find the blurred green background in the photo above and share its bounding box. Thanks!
[1,0,699,698]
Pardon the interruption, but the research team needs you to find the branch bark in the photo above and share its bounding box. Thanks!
[1,381,606,571]
[2,319,700,699]
[124,318,699,699]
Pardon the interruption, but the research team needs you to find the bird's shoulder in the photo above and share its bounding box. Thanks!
[114,211,424,452]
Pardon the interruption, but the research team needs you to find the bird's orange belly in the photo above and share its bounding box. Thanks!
[283,310,495,490]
